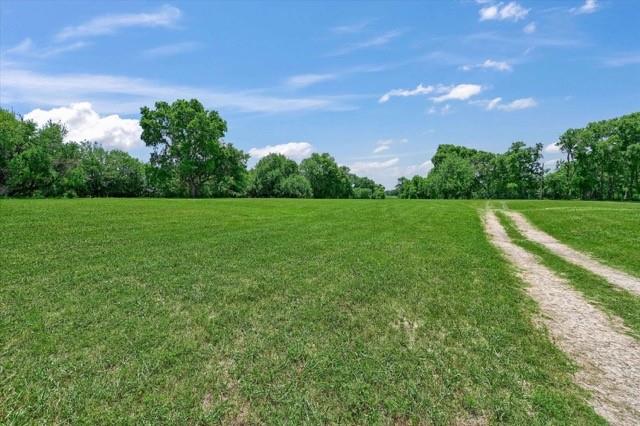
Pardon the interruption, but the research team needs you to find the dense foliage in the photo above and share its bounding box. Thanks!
[396,112,640,201]
[247,153,309,198]
[0,101,385,199]
[0,109,146,198]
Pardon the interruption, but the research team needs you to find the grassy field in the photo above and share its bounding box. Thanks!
[0,199,617,424]
[503,200,640,276]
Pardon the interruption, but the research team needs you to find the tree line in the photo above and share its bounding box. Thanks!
[2,100,637,201]
[392,112,640,201]
[0,99,385,199]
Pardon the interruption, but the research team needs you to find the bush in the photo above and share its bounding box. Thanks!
[353,187,372,199]
[372,187,386,199]
[277,174,313,198]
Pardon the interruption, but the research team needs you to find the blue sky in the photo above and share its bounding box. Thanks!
[1,0,639,187]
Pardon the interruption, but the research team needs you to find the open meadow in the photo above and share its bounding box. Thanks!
[3,0,639,423]
[2,198,638,424]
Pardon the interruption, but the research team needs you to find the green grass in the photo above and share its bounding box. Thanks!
[496,210,640,339]
[0,199,604,424]
[503,200,640,277]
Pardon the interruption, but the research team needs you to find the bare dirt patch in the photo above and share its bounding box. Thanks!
[484,210,640,425]
[504,211,640,296]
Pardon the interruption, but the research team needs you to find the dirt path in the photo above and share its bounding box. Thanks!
[504,211,640,297]
[484,210,640,425]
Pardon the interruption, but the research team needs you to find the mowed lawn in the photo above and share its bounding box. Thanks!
[0,199,603,424]
[504,200,640,277]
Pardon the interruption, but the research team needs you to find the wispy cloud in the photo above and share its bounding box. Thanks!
[427,104,452,115]
[523,22,536,34]
[330,29,404,56]
[571,0,599,15]
[0,66,352,114]
[479,2,530,22]
[4,38,88,59]
[285,63,399,90]
[373,145,390,154]
[461,59,512,72]
[56,4,181,41]
[465,31,585,48]
[473,96,537,111]
[404,160,434,177]
[346,157,433,188]
[330,20,372,35]
[349,157,400,175]
[372,138,407,153]
[5,38,34,55]
[379,84,434,103]
[603,53,640,67]
[142,41,201,58]
[379,83,483,104]
[285,73,338,89]
[249,142,314,161]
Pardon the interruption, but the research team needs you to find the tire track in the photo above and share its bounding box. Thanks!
[504,211,640,297]
[484,210,640,425]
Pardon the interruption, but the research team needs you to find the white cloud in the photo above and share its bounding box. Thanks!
[544,143,561,153]
[474,96,537,111]
[373,145,390,154]
[481,59,512,71]
[330,29,404,56]
[486,97,503,110]
[571,0,599,14]
[285,73,338,89]
[461,59,512,72]
[346,156,434,188]
[523,22,536,34]
[379,83,483,105]
[0,66,348,114]
[432,84,483,103]
[56,5,182,41]
[248,142,314,161]
[372,138,407,153]
[404,160,434,177]
[142,42,201,58]
[379,84,434,103]
[349,157,400,175]
[544,159,559,171]
[498,97,537,111]
[24,102,143,150]
[479,2,529,22]
[479,5,500,20]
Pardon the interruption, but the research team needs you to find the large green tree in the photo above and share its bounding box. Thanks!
[3,113,66,196]
[300,153,352,199]
[140,99,248,197]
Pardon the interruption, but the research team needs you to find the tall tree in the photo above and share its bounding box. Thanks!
[140,99,247,197]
